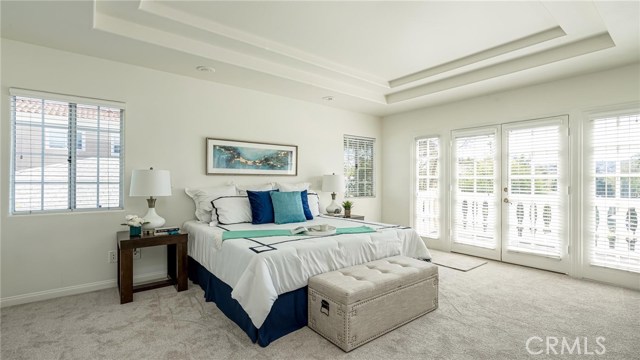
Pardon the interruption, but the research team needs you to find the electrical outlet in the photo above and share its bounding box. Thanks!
[133,248,141,260]
[108,250,117,263]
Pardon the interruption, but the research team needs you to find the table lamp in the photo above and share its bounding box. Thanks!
[322,173,345,214]
[130,167,172,229]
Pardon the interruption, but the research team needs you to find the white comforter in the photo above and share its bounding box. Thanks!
[183,216,431,328]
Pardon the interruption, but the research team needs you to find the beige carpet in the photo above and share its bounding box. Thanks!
[1,260,638,360]
[430,250,488,271]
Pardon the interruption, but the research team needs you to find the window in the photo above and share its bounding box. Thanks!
[587,110,640,273]
[415,137,440,238]
[44,128,67,149]
[44,129,85,151]
[344,135,375,197]
[76,131,86,151]
[10,89,124,214]
[110,133,121,156]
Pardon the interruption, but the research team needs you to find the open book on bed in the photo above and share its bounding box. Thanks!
[291,225,335,235]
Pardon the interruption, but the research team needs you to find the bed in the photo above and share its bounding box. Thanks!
[183,215,431,346]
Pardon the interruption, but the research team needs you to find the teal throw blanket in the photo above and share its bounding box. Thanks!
[221,226,376,241]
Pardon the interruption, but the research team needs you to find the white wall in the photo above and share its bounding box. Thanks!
[0,40,382,305]
[381,63,640,287]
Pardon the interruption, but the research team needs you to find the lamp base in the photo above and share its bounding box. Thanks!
[142,207,165,229]
[326,200,342,215]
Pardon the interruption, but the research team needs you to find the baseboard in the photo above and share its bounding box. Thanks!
[423,238,449,252]
[0,271,168,308]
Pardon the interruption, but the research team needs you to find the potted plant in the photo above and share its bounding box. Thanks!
[342,201,354,218]
[122,215,147,237]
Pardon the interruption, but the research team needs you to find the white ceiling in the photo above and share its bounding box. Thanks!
[2,1,639,116]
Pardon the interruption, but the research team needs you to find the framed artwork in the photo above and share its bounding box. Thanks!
[206,138,298,176]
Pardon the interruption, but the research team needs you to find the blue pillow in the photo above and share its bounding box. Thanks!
[247,190,277,224]
[300,190,313,220]
[270,191,307,224]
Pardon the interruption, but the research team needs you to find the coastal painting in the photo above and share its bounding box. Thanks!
[206,138,297,175]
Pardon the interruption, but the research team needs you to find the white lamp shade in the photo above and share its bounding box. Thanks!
[129,169,172,197]
[322,174,345,193]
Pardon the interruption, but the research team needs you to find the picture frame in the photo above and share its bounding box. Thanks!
[206,138,298,176]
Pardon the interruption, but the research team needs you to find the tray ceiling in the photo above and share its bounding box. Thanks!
[2,1,639,116]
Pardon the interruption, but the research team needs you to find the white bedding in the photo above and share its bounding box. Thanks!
[183,216,431,328]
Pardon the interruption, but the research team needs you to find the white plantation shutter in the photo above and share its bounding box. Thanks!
[10,89,124,214]
[344,135,375,197]
[75,104,123,209]
[587,111,640,273]
[415,137,440,238]
[452,130,498,248]
[505,124,565,257]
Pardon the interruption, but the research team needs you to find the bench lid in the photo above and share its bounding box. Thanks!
[308,256,437,304]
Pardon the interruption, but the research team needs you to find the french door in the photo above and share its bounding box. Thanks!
[450,127,502,260]
[451,116,570,273]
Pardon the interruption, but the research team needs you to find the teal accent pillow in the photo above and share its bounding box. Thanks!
[270,191,307,224]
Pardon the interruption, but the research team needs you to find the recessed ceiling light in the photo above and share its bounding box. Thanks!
[322,96,334,101]
[196,65,215,73]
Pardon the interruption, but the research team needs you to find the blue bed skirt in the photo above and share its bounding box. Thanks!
[188,257,308,347]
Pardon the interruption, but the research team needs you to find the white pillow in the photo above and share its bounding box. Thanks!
[276,182,311,192]
[185,185,237,223]
[212,196,252,224]
[307,192,321,217]
[236,183,275,195]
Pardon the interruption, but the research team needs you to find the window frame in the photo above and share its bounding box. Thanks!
[9,88,125,215]
[343,135,375,198]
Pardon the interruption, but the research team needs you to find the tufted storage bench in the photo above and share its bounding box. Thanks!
[308,255,438,352]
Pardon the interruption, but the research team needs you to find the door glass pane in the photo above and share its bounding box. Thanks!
[452,133,498,248]
[506,125,564,257]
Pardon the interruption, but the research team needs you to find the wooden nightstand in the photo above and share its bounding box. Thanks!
[117,231,188,304]
[327,214,365,220]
